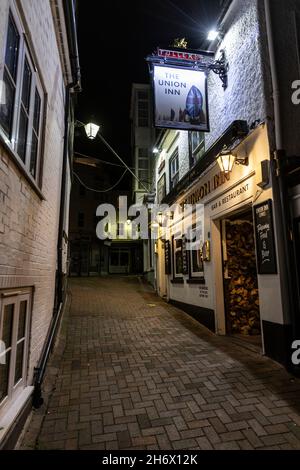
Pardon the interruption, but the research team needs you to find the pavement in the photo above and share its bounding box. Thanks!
[20,276,300,450]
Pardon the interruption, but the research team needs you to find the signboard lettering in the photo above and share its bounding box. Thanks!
[253,199,277,274]
[153,65,209,132]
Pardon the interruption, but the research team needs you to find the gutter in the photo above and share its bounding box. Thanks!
[32,0,81,408]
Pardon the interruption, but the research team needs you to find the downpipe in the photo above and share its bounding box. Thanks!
[264,0,299,372]
[32,0,81,407]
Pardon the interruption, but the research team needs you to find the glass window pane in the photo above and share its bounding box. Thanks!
[18,301,27,340]
[0,70,15,136]
[138,91,148,100]
[17,108,29,162]
[120,252,129,266]
[192,250,203,273]
[175,251,183,274]
[138,169,148,182]
[138,159,148,169]
[21,59,32,112]
[111,251,119,266]
[5,15,20,81]
[29,132,38,177]
[0,350,11,402]
[14,341,24,385]
[138,149,148,158]
[2,304,14,348]
[33,89,41,133]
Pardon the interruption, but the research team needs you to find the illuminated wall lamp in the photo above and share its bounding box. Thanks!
[217,149,248,174]
[85,122,100,140]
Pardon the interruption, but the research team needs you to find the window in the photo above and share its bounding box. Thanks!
[169,149,179,190]
[117,222,125,238]
[172,237,183,278]
[187,225,205,282]
[78,213,85,228]
[0,289,31,410]
[189,131,205,168]
[157,174,166,204]
[0,11,44,182]
[137,90,149,127]
[137,148,149,190]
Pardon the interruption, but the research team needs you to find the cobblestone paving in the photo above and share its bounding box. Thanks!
[21,276,300,450]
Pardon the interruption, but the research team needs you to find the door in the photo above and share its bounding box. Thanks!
[109,249,130,274]
[221,209,261,343]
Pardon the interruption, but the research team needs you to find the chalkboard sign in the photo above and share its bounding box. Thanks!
[182,236,189,275]
[253,199,277,274]
[164,240,171,275]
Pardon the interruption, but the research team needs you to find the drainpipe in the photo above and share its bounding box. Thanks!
[32,0,81,408]
[264,0,297,369]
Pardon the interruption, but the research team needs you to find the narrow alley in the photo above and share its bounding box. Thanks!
[20,277,300,451]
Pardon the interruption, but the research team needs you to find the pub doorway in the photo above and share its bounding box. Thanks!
[221,208,262,349]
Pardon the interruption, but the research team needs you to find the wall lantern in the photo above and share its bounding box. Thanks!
[153,147,160,154]
[84,122,100,140]
[217,148,248,174]
[157,212,163,225]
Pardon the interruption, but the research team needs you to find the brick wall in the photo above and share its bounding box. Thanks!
[0,0,66,383]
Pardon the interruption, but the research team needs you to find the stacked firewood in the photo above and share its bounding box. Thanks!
[224,219,260,335]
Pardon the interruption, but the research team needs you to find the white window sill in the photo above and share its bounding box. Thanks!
[0,386,33,444]
[0,131,45,201]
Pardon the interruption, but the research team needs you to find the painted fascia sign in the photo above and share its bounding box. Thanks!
[152,64,209,132]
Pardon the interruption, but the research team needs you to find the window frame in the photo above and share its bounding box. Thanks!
[189,131,205,168]
[171,235,184,283]
[157,173,166,204]
[136,89,149,127]
[0,289,32,414]
[0,7,45,186]
[137,147,149,190]
[169,148,179,191]
[186,225,205,284]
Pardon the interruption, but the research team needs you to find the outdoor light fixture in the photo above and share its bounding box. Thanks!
[151,221,160,229]
[157,212,163,225]
[217,148,249,174]
[153,147,160,154]
[207,30,219,41]
[217,150,236,174]
[84,122,100,140]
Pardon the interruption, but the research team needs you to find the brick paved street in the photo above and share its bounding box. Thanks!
[20,276,300,450]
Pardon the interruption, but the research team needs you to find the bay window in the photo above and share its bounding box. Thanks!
[0,10,45,183]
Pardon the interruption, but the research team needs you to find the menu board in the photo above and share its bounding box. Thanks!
[253,199,277,274]
[182,236,189,275]
[164,240,171,275]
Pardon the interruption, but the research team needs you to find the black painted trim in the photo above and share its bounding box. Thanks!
[169,299,215,332]
[262,320,293,367]
[186,278,206,284]
[171,278,184,284]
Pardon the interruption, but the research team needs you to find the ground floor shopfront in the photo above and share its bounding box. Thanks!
[155,124,295,368]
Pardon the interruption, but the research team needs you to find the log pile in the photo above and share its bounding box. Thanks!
[224,218,260,335]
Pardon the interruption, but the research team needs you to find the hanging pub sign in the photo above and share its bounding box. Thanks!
[253,199,277,274]
[152,64,209,132]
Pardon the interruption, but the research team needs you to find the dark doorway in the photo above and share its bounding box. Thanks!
[221,209,261,348]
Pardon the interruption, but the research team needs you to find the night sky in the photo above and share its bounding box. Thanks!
[75,0,222,190]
